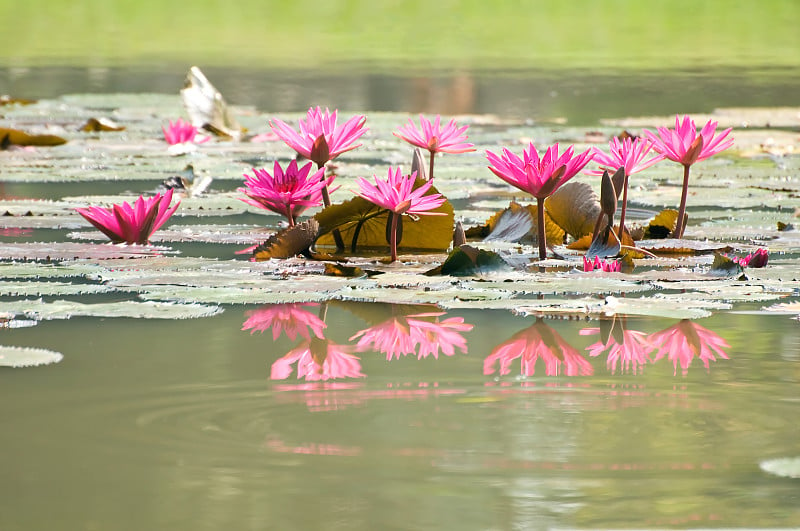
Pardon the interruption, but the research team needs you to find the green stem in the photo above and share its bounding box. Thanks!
[428,150,435,181]
[674,164,691,238]
[537,196,547,261]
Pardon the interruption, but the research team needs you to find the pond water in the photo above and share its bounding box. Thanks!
[2,67,800,530]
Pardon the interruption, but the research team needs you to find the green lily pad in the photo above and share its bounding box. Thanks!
[0,346,63,368]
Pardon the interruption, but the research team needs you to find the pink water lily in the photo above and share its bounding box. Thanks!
[241,303,326,341]
[648,319,730,376]
[75,189,180,244]
[644,115,734,238]
[484,320,593,377]
[487,142,593,260]
[725,248,769,268]
[162,118,209,146]
[583,255,621,272]
[590,137,664,236]
[394,114,476,180]
[271,339,364,381]
[238,159,330,226]
[355,167,446,262]
[270,107,367,170]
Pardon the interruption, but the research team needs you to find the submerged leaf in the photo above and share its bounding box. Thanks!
[0,345,63,368]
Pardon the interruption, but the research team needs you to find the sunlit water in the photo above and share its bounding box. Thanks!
[2,67,800,530]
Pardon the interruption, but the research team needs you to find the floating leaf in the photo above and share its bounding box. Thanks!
[0,346,63,368]
[315,180,454,252]
[0,127,66,146]
[432,245,509,276]
[79,117,125,132]
[0,242,172,261]
[545,181,600,239]
[709,253,741,276]
[0,95,36,106]
[760,457,800,479]
[638,239,732,255]
[0,281,114,297]
[252,219,319,261]
[1,299,222,320]
[180,66,243,139]
[324,263,367,277]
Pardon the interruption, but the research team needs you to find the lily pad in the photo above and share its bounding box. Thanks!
[1,300,223,320]
[0,346,63,368]
[760,457,800,479]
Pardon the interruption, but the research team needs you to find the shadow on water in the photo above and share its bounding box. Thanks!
[4,64,800,124]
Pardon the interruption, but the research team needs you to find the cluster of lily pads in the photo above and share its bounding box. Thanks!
[76,74,768,276]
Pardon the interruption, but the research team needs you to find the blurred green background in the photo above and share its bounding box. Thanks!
[2,0,799,71]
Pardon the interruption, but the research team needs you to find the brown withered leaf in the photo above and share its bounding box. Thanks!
[324,263,366,277]
[79,117,125,132]
[0,95,36,106]
[252,219,319,261]
[545,181,599,239]
[644,209,681,239]
[0,127,66,147]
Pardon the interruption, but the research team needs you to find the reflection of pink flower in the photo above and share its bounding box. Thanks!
[75,189,180,244]
[583,255,621,272]
[270,107,367,168]
[484,320,593,377]
[589,136,664,177]
[350,312,473,360]
[238,160,331,226]
[580,326,653,374]
[162,118,209,145]
[271,339,364,381]
[242,303,326,341]
[648,320,730,375]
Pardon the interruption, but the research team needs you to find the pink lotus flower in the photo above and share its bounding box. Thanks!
[270,107,367,169]
[271,339,364,381]
[643,116,734,238]
[349,311,472,360]
[238,159,331,226]
[726,248,769,268]
[589,137,664,236]
[648,319,730,376]
[162,118,209,146]
[75,189,180,244]
[355,167,446,262]
[580,323,653,375]
[394,115,476,180]
[487,142,594,260]
[242,303,326,341]
[583,255,621,272]
[484,320,594,377]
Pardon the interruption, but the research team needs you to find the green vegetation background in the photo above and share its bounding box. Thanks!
[2,0,799,70]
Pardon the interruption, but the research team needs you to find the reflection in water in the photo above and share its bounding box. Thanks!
[350,310,473,360]
[271,338,364,381]
[484,318,594,377]
[241,302,326,340]
[649,319,731,376]
[580,316,651,374]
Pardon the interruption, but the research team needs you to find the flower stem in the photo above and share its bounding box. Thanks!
[286,205,295,227]
[617,172,628,240]
[318,162,345,250]
[537,196,547,261]
[428,151,435,181]
[673,164,691,239]
[389,212,399,262]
